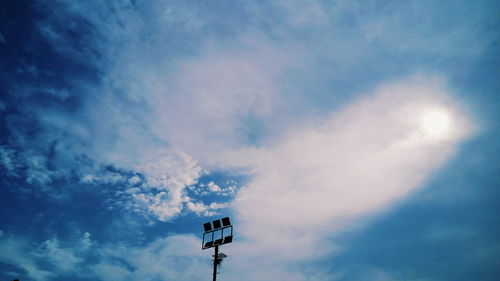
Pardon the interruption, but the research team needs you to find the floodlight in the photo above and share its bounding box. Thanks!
[222,235,232,244]
[204,241,214,249]
[203,222,212,232]
[201,216,234,281]
[212,219,222,229]
[221,217,231,227]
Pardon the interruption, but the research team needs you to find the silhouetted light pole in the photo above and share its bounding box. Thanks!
[202,217,233,281]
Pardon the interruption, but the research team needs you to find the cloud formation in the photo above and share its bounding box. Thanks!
[1,0,492,280]
[0,231,207,281]
[217,75,473,280]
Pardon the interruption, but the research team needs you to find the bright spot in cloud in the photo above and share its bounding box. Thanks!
[229,77,474,279]
[420,109,452,137]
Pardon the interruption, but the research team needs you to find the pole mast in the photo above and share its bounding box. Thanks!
[213,245,219,281]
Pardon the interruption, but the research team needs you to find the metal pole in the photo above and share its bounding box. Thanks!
[213,245,219,281]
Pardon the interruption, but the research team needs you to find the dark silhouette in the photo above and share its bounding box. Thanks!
[202,217,233,281]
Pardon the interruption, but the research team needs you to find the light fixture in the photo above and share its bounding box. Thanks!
[221,217,231,227]
[202,217,233,281]
[212,219,222,229]
[202,217,233,249]
[204,222,212,232]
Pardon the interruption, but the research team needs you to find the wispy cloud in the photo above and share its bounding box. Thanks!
[0,231,207,281]
[225,75,473,279]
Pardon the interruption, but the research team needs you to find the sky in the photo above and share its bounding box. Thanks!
[0,0,499,280]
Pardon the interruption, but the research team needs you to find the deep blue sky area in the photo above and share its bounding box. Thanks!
[1,1,499,281]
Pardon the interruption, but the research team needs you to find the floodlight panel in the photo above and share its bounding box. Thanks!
[203,222,212,232]
[222,235,233,244]
[204,241,214,249]
[221,217,231,227]
[212,219,222,229]
[214,238,223,245]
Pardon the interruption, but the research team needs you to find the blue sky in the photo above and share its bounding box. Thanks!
[0,0,499,280]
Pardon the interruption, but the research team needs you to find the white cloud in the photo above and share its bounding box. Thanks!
[4,1,483,279]
[22,0,482,227]
[207,181,221,192]
[14,232,94,279]
[137,151,201,191]
[0,233,62,281]
[79,171,128,185]
[93,234,209,281]
[224,76,473,279]
[36,238,83,273]
[0,231,209,281]
[186,200,228,217]
[144,39,297,167]
[126,151,202,221]
[127,175,141,185]
[189,181,239,197]
[0,146,21,177]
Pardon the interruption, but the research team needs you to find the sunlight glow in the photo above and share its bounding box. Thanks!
[420,109,452,137]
